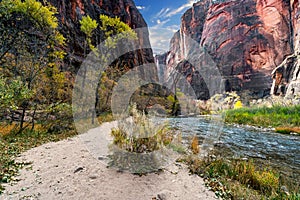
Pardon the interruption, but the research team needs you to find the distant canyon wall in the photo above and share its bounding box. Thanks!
[156,0,300,99]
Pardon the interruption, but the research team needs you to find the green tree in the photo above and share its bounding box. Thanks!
[80,15,98,53]
[0,76,32,112]
[79,15,98,106]
[95,15,137,121]
[0,0,68,132]
[78,14,137,123]
[99,14,137,50]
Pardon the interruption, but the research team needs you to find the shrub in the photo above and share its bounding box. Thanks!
[180,156,296,199]
[111,104,175,153]
[190,136,199,154]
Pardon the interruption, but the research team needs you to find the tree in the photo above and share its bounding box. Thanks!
[99,14,137,50]
[0,76,32,113]
[0,0,68,132]
[95,15,138,120]
[79,15,98,105]
[80,15,98,53]
[78,14,137,123]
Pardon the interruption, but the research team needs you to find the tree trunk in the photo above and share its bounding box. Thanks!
[31,105,37,130]
[19,106,26,132]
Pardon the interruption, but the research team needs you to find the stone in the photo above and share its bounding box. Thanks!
[73,167,84,173]
[89,175,97,180]
[157,193,167,200]
[157,0,295,99]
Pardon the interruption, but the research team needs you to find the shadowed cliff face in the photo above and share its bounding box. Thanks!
[158,0,294,99]
[45,0,154,72]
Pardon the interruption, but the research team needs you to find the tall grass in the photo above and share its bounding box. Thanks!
[181,156,300,199]
[225,105,300,131]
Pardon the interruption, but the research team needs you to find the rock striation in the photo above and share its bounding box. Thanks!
[284,0,300,96]
[45,0,154,72]
[157,0,300,99]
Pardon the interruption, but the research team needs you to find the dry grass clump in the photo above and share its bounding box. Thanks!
[190,136,199,154]
[275,127,300,134]
[111,104,175,153]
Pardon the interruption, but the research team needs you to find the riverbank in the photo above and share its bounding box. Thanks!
[225,105,300,134]
[1,109,299,199]
[181,155,300,200]
[1,122,215,199]
[166,116,300,199]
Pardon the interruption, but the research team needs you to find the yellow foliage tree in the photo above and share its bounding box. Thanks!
[0,0,69,132]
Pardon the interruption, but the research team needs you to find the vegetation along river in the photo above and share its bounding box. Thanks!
[162,117,300,182]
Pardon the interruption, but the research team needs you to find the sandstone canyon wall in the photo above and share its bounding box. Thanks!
[44,0,154,72]
[156,0,300,99]
[285,0,300,96]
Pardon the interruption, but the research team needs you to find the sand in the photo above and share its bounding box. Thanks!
[1,122,216,200]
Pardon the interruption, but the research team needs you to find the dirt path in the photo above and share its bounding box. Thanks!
[1,122,216,200]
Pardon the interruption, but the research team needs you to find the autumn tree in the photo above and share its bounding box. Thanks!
[96,15,137,114]
[78,14,137,123]
[0,0,70,132]
[80,15,98,53]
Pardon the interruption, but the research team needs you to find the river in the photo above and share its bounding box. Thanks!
[164,116,300,181]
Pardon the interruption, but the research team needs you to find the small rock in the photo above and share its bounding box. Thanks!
[281,186,290,195]
[98,156,105,160]
[74,167,84,173]
[89,175,97,180]
[157,193,167,200]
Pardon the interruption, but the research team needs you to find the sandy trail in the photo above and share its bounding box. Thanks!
[1,122,215,200]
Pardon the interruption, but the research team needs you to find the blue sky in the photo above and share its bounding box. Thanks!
[133,0,198,54]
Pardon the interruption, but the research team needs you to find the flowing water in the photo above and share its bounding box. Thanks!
[165,116,300,181]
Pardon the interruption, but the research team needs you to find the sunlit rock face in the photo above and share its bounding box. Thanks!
[285,0,300,96]
[201,0,292,93]
[159,0,294,99]
[44,0,154,73]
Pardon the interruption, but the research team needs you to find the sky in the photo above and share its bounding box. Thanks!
[133,0,198,54]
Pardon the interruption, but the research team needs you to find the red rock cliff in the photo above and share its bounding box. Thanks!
[161,0,294,99]
[286,0,300,96]
[44,0,154,71]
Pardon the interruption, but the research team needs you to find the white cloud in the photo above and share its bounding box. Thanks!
[166,0,196,17]
[136,5,146,10]
[155,19,170,26]
[149,24,180,54]
[149,0,197,54]
[154,8,171,19]
[152,0,196,20]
